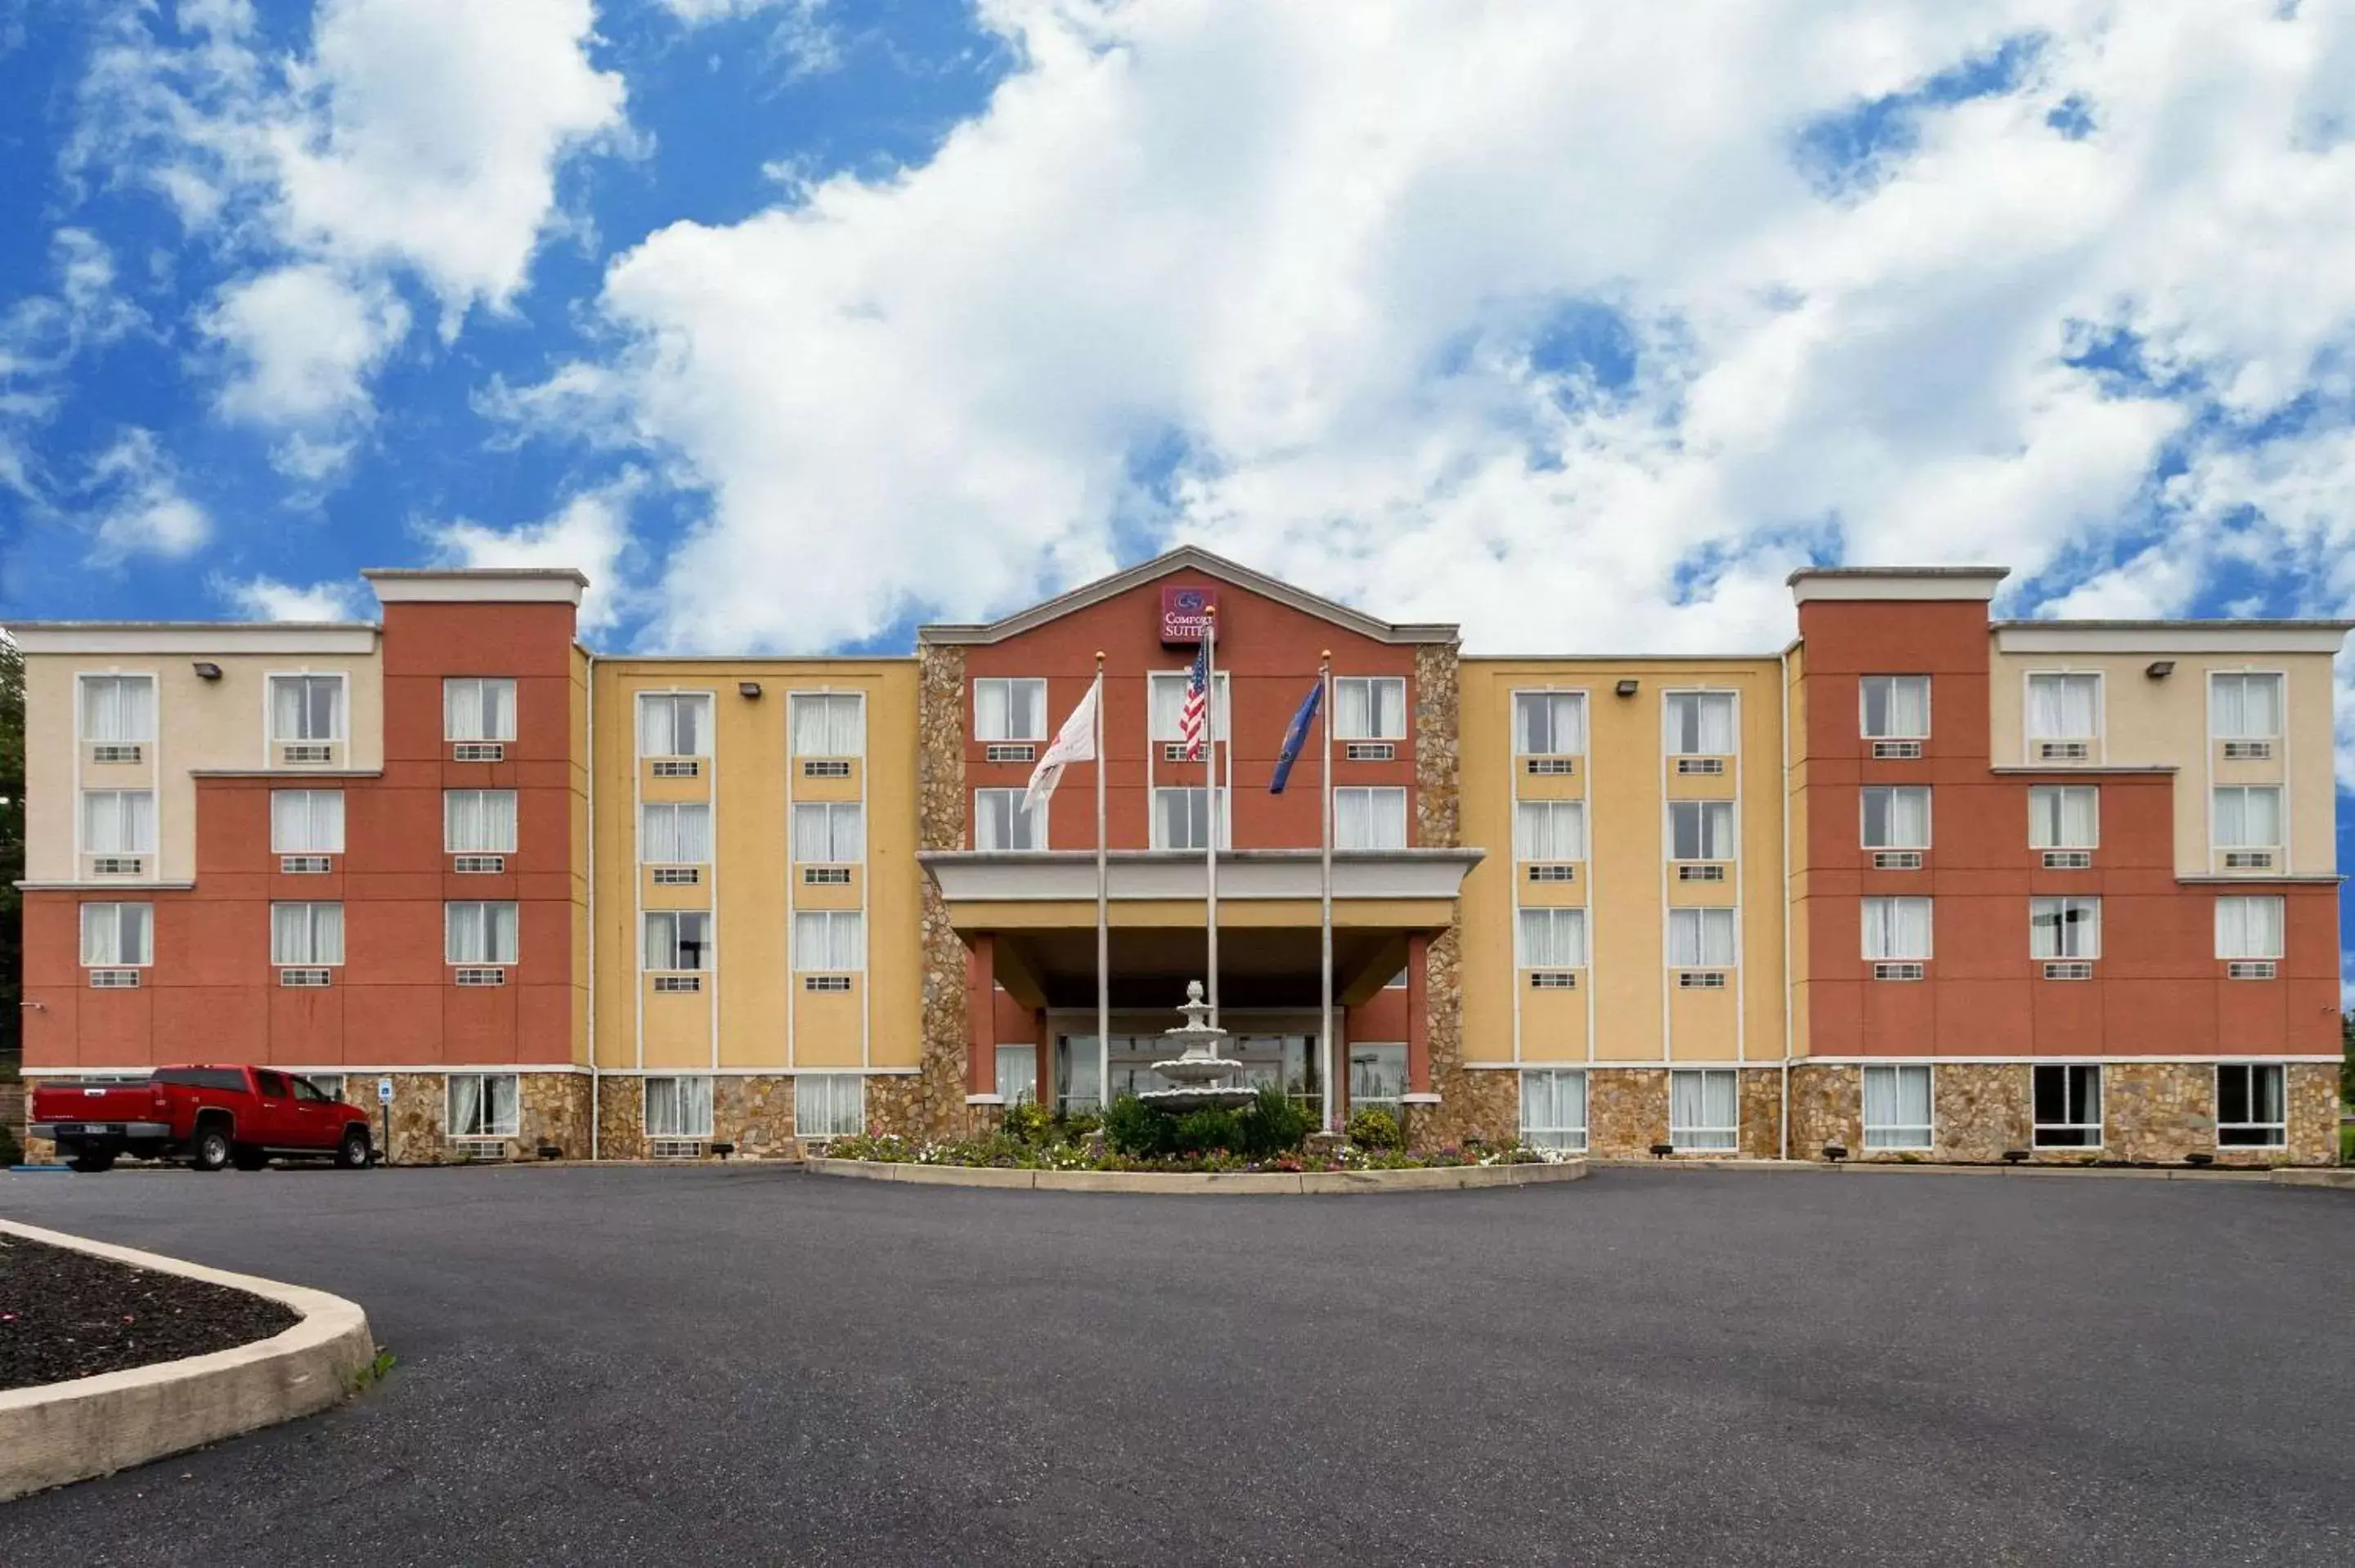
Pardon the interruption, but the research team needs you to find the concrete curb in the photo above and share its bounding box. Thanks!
[0,1221,376,1501]
[2270,1169,2355,1190]
[1587,1156,2335,1184]
[805,1158,1589,1194]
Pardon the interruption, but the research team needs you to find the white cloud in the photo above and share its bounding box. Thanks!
[420,471,644,633]
[200,262,408,472]
[83,428,210,562]
[211,573,367,620]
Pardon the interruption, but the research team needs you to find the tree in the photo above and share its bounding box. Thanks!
[0,633,20,1158]
[2343,1008,2353,1108]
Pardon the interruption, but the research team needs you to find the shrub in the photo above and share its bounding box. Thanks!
[1345,1106,1402,1149]
[1242,1084,1316,1158]
[1101,1094,1169,1158]
[1171,1107,1245,1154]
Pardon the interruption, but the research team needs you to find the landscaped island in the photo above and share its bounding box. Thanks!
[0,1233,298,1392]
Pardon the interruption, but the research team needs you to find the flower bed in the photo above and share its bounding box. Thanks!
[819,1129,1572,1174]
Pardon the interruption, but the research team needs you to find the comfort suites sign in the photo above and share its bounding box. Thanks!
[1159,585,1220,644]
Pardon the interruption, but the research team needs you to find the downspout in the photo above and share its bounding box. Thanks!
[1779,642,1793,1163]
[586,647,599,1163]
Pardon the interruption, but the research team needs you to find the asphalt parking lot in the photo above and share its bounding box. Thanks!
[3,1163,2351,1566]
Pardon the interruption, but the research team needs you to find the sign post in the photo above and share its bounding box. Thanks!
[377,1077,393,1167]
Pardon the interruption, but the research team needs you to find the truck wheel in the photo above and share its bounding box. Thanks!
[66,1150,116,1174]
[336,1128,372,1169]
[191,1124,233,1172]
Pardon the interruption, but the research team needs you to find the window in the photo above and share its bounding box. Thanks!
[1334,787,1406,850]
[1664,692,1735,755]
[2214,896,2285,960]
[791,692,864,757]
[268,674,345,741]
[298,1074,343,1104]
[790,802,864,863]
[973,789,1045,852]
[1669,1068,1738,1150]
[2210,673,2282,739]
[792,910,864,971]
[2029,897,2100,960]
[1349,1042,1406,1110]
[80,790,155,854]
[1667,907,1737,968]
[444,790,518,854]
[270,790,345,854]
[1668,800,1736,861]
[1859,787,1930,849]
[1334,677,1406,741]
[1859,676,1929,740]
[644,912,713,972]
[1152,786,1231,849]
[2026,673,2099,738]
[2027,786,2097,849]
[1384,967,1408,989]
[1860,898,1931,961]
[1514,692,1587,755]
[2216,1064,2286,1147]
[640,802,712,864]
[80,674,156,741]
[1514,800,1586,862]
[1862,1065,1932,1149]
[2031,1064,2102,1148]
[447,1073,519,1139]
[2212,786,2281,849]
[1517,907,1588,969]
[645,1075,715,1139]
[796,1073,865,1137]
[79,902,153,965]
[638,692,711,758]
[271,902,344,965]
[974,679,1047,742]
[1518,1069,1588,1151]
[1147,670,1230,741]
[994,1046,1037,1104]
[443,678,517,742]
[445,901,519,965]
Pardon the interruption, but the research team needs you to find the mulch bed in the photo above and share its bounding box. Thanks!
[0,1234,299,1392]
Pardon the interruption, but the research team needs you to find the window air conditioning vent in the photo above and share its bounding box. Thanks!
[801,759,853,779]
[1675,863,1728,882]
[1527,863,1577,883]
[2041,850,2093,870]
[453,742,505,763]
[2226,960,2276,980]
[803,974,853,992]
[1676,970,1729,989]
[1871,851,1923,871]
[280,742,334,766]
[87,968,141,988]
[651,1139,706,1160]
[1870,739,1922,760]
[1344,741,1396,762]
[651,866,701,885]
[650,759,701,778]
[984,743,1036,764]
[2223,850,2275,869]
[90,742,143,764]
[454,966,507,987]
[280,854,333,874]
[1527,970,1578,990]
[452,855,506,874]
[1872,961,1926,982]
[652,974,702,993]
[2042,961,2093,981]
[279,967,331,988]
[449,1140,509,1161]
[1675,756,1727,775]
[1524,757,1577,776]
[91,857,144,876]
[2035,741,2089,762]
[2221,741,2272,761]
[802,865,853,885]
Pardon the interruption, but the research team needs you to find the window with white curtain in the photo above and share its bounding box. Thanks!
[792,801,864,862]
[974,679,1047,742]
[1514,800,1586,862]
[2029,897,2100,960]
[792,910,864,971]
[79,674,156,741]
[1147,671,1230,741]
[1863,1065,1932,1149]
[995,1046,1038,1105]
[2214,896,2285,960]
[1152,786,1231,849]
[1334,786,1406,850]
[1518,1069,1588,1151]
[1517,907,1588,969]
[445,901,519,965]
[1334,677,1406,741]
[1514,691,1586,755]
[1669,1068,1738,1150]
[1666,907,1737,968]
[2212,786,2282,849]
[80,790,155,853]
[645,1075,715,1138]
[2209,673,2282,739]
[447,1073,519,1138]
[271,902,344,965]
[1668,800,1736,860]
[268,674,344,741]
[1860,898,1932,961]
[637,692,711,757]
[795,1073,865,1137]
[443,790,518,853]
[974,789,1045,851]
[1663,692,1736,755]
[2031,1064,2101,1147]
[640,802,712,863]
[2027,786,2098,849]
[644,911,712,971]
[791,692,864,757]
[270,790,345,854]
[443,678,517,741]
[80,902,153,965]
[2026,673,2099,738]
[1859,676,1929,739]
[1859,787,1931,849]
[2216,1064,2285,1146]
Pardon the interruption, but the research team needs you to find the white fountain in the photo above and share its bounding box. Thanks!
[1137,979,1258,1113]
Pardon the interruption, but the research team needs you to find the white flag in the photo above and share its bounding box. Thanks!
[1024,677,1100,814]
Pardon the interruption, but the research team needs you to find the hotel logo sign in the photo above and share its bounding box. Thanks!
[1160,585,1219,645]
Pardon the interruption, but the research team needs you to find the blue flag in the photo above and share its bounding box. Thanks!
[1269,679,1322,795]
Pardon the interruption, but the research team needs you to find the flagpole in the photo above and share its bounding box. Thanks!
[1204,606,1219,1029]
[1319,650,1334,1134]
[1094,653,1110,1113]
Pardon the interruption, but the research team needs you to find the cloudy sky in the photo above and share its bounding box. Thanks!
[2,0,2352,967]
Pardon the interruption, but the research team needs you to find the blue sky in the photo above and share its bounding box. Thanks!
[3,1,2353,978]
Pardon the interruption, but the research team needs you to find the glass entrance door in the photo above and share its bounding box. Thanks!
[1054,1029,1321,1112]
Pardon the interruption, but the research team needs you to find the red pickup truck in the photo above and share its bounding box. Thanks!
[29,1067,374,1173]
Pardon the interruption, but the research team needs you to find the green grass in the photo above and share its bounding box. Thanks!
[2341,1120,2353,1167]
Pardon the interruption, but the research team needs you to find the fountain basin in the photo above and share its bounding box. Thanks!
[1137,1084,1260,1112]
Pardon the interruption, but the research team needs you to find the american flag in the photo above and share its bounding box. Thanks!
[1180,638,1210,761]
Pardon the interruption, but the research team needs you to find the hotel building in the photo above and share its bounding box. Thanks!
[11,549,2345,1165]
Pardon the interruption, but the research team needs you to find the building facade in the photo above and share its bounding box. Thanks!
[13,552,2344,1165]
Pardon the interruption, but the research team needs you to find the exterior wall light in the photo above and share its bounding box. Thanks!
[1615,679,1640,697]
[738,681,763,699]
[2145,660,2175,679]
[192,661,222,680]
